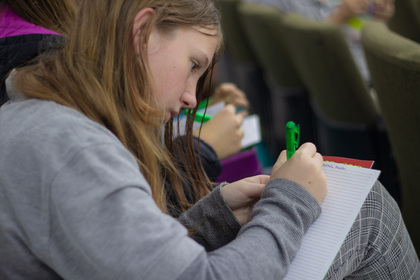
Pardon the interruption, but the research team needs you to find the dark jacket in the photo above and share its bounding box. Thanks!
[0,34,64,105]
[166,136,222,217]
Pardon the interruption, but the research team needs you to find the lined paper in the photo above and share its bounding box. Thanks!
[283,162,381,280]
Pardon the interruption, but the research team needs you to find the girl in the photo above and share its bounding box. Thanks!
[0,0,416,279]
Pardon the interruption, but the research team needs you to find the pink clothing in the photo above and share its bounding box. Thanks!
[0,4,61,39]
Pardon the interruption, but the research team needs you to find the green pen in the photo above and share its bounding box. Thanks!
[192,111,212,123]
[286,121,300,159]
[183,109,212,123]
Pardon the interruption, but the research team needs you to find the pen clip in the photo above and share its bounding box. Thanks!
[286,121,300,159]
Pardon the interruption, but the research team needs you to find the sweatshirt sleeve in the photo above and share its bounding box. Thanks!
[177,178,322,280]
[178,184,241,251]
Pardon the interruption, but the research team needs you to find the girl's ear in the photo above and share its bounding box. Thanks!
[132,7,155,55]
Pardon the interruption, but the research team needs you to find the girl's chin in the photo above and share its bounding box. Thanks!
[162,111,179,123]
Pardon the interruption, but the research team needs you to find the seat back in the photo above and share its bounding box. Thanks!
[237,3,302,88]
[215,0,256,64]
[237,3,316,153]
[215,0,278,165]
[362,21,420,254]
[389,0,420,43]
[408,0,420,34]
[280,13,379,160]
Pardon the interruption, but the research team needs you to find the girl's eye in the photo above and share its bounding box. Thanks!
[191,61,199,71]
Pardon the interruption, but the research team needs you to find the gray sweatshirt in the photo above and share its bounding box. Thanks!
[0,75,321,279]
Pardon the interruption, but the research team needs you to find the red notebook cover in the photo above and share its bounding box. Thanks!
[322,156,374,169]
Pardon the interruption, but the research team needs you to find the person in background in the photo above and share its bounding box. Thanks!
[243,0,395,84]
[0,1,418,280]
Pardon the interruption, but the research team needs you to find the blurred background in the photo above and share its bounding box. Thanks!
[212,0,420,255]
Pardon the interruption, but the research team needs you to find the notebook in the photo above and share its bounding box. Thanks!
[283,161,381,280]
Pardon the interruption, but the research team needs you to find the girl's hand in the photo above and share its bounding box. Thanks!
[270,142,327,204]
[211,83,250,109]
[221,175,269,225]
[329,0,370,24]
[195,104,246,160]
[372,0,395,22]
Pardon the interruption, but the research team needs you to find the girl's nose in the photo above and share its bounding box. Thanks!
[180,84,197,109]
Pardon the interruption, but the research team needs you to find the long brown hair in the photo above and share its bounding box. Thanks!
[0,0,77,35]
[12,0,224,213]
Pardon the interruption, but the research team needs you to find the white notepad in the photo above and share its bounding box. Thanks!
[239,114,261,149]
[284,162,381,280]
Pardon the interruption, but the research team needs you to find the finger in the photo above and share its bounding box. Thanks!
[296,142,317,156]
[215,83,236,99]
[314,152,324,165]
[239,128,245,139]
[224,104,236,114]
[218,84,249,108]
[242,179,267,197]
[245,184,265,198]
[271,150,287,173]
[219,82,236,92]
[236,98,250,109]
[247,174,270,185]
[277,150,287,166]
[231,91,250,109]
[231,99,250,109]
[237,110,249,118]
[235,111,245,127]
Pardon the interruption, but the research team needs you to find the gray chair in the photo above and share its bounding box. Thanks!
[407,0,420,37]
[280,13,379,160]
[388,0,420,43]
[237,2,316,155]
[362,21,420,254]
[215,0,277,165]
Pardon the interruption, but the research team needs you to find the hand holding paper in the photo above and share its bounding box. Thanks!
[196,105,246,160]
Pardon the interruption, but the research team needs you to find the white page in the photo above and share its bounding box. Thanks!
[199,101,225,117]
[241,114,261,148]
[283,162,381,280]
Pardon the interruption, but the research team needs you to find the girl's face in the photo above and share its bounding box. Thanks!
[147,26,219,122]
